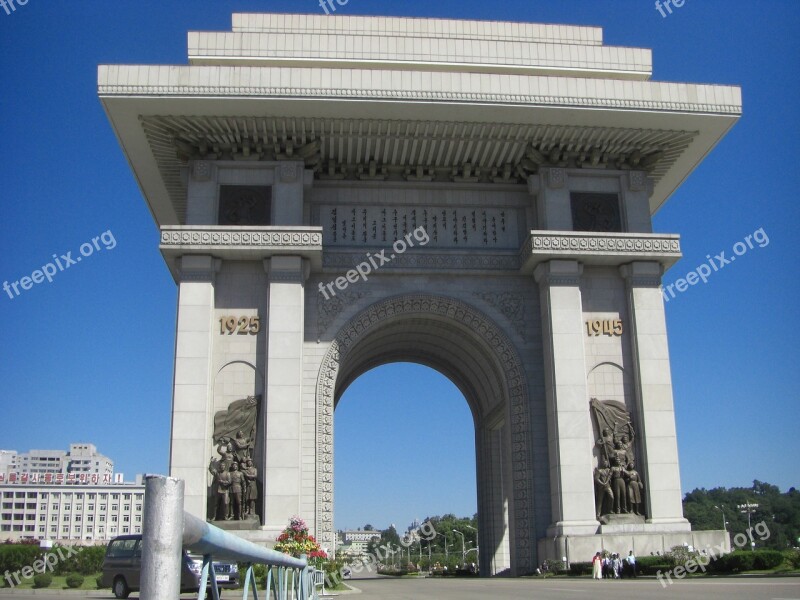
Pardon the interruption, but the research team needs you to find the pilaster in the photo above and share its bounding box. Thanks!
[261,256,310,534]
[533,260,598,536]
[619,261,690,529]
[170,255,220,520]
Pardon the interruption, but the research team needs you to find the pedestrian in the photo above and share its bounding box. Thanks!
[592,551,602,580]
[627,550,637,577]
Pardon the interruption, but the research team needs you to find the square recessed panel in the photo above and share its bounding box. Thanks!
[218,186,272,226]
[570,192,622,233]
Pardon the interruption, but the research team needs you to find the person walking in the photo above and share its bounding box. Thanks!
[592,552,602,580]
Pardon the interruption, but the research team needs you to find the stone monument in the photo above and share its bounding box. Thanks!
[100,12,740,574]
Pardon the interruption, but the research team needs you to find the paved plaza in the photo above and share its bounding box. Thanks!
[0,576,798,599]
[348,575,800,600]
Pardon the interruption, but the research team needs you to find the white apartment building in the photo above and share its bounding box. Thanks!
[0,443,138,544]
[0,478,145,544]
[2,443,114,478]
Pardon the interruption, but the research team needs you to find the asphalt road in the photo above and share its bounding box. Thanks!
[347,575,800,600]
[0,576,798,599]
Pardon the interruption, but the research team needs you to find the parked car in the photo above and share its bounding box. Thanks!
[101,534,240,598]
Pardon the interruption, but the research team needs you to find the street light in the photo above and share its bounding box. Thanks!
[713,505,727,531]
[464,525,479,565]
[453,529,466,565]
[738,503,759,551]
[437,532,449,561]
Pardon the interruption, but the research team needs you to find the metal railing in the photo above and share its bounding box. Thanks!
[141,475,321,600]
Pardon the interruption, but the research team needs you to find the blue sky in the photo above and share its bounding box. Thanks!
[1,1,797,533]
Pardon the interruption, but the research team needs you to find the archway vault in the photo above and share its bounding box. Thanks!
[315,294,534,574]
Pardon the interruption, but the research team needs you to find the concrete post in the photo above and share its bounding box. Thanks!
[141,476,185,600]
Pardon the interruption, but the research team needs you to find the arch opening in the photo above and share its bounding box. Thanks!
[315,294,535,576]
[334,363,477,570]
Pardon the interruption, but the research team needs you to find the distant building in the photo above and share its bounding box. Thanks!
[1,443,114,478]
[341,530,381,554]
[0,477,145,544]
[0,443,140,544]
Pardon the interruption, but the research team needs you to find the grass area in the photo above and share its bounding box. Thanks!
[0,573,102,590]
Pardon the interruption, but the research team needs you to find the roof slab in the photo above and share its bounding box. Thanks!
[98,14,741,227]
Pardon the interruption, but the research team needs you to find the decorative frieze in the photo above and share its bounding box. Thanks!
[520,231,681,272]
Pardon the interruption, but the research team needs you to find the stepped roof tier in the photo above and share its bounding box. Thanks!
[99,13,741,225]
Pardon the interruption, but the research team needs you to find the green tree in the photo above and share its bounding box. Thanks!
[682,481,800,550]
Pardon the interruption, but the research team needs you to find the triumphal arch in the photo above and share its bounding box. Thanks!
[100,13,741,575]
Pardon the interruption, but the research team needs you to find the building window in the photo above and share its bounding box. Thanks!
[13,525,22,532]
[111,515,118,523]
[1,514,11,521]
[76,505,82,511]
[62,526,69,534]
[100,504,106,511]
[64,504,71,511]
[218,186,272,226]
[75,515,82,522]
[135,504,142,511]
[14,503,24,510]
[51,515,57,522]
[570,192,622,232]
[123,516,129,523]
[111,505,118,511]
[0,525,9,532]
[135,515,141,523]
[134,526,141,533]
[39,503,46,510]
[52,504,59,510]
[63,515,69,522]
[88,504,94,511]
[1,503,10,509]
[50,526,57,533]
[124,505,130,511]
[122,527,129,534]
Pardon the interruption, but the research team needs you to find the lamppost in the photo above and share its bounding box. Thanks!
[713,504,728,531]
[453,529,466,565]
[738,503,759,551]
[437,532,450,561]
[464,524,478,566]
